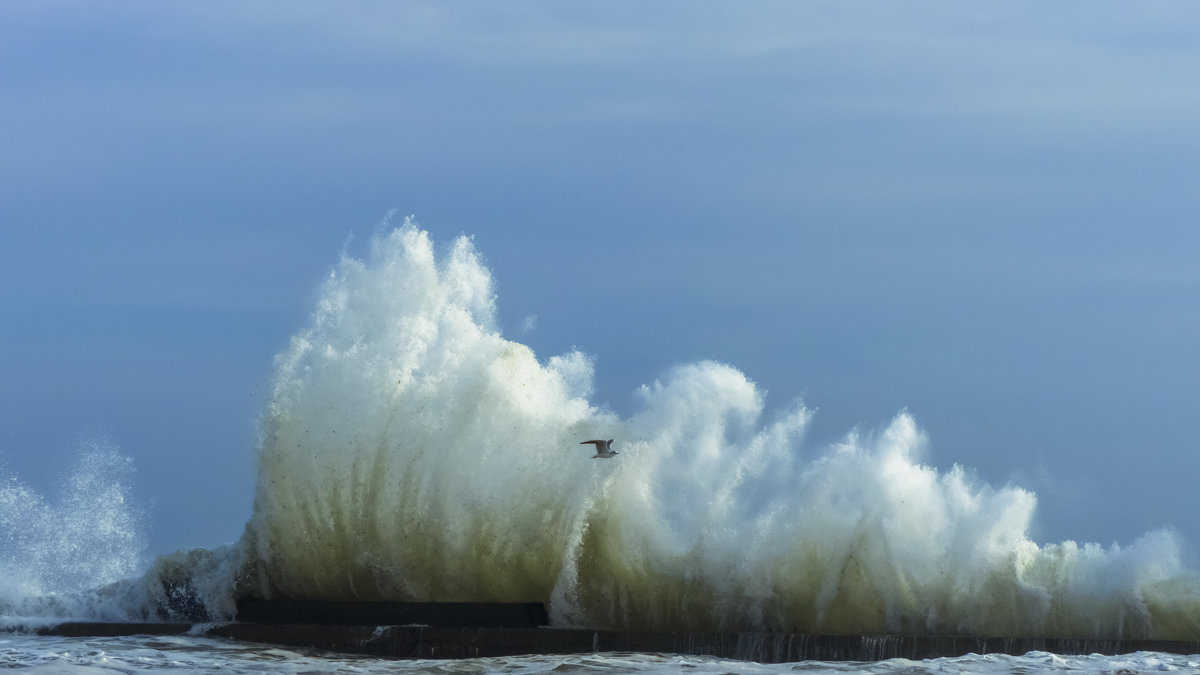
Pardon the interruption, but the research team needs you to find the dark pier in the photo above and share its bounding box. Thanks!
[37,601,1200,663]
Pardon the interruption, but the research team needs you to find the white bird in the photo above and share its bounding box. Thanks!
[580,439,618,458]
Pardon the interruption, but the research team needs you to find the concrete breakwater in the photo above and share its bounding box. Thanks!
[235,599,550,628]
[36,602,1200,662]
[39,622,1200,662]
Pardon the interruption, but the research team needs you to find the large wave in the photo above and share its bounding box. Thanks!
[4,221,1198,639]
[235,221,1200,639]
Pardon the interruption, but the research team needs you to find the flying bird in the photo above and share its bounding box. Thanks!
[580,439,618,458]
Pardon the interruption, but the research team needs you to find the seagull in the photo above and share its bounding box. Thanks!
[580,439,618,458]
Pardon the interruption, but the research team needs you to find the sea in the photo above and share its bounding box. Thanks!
[3,635,1199,674]
[3,221,1199,672]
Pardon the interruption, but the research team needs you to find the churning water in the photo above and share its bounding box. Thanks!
[4,634,1200,674]
[3,221,1199,671]
[239,222,1200,638]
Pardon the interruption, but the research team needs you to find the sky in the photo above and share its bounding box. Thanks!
[2,2,1200,559]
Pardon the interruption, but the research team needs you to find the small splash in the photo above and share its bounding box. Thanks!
[0,440,146,597]
[0,440,148,622]
[0,441,247,627]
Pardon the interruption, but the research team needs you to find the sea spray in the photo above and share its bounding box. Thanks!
[5,222,1196,640]
[0,443,247,626]
[243,225,610,606]
[240,220,1200,639]
[0,441,151,623]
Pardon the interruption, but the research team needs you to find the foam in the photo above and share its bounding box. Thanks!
[0,442,149,623]
[239,221,1200,638]
[3,221,1194,637]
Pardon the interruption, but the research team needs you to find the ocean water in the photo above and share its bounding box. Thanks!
[3,221,1200,671]
[3,634,1199,674]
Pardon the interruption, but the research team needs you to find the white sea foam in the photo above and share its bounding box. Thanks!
[3,634,1199,674]
[238,221,1200,638]
[2,220,1196,641]
[0,441,249,627]
[0,442,155,624]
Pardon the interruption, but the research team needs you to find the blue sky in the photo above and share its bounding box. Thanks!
[3,2,1200,557]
